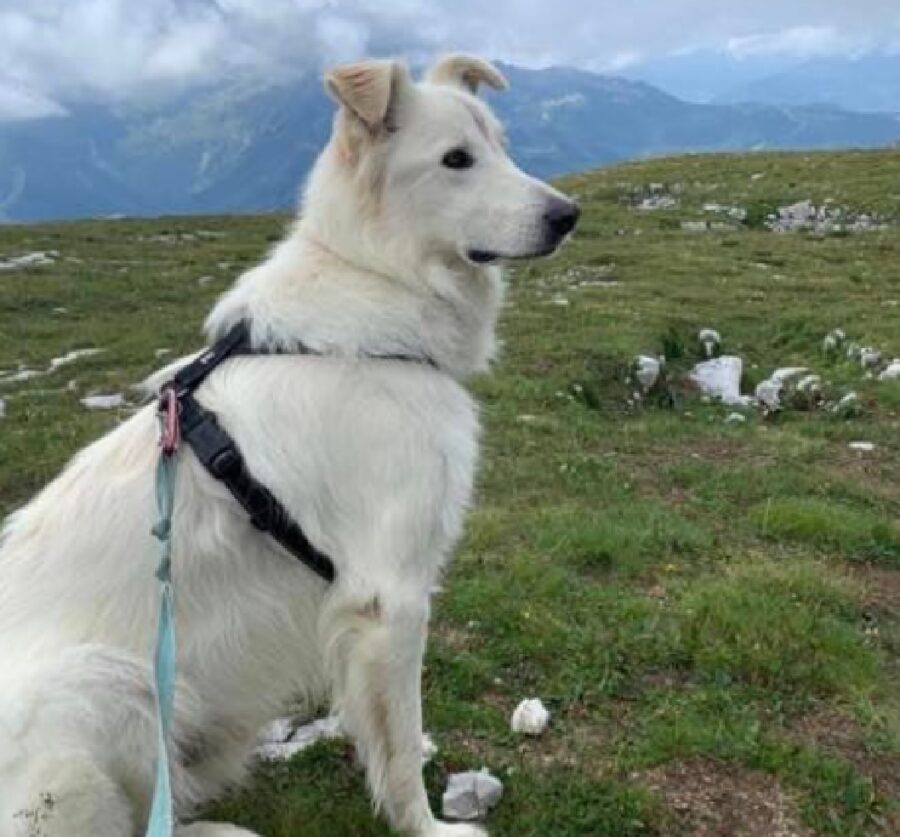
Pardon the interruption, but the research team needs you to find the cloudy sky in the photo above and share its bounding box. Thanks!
[2,0,899,119]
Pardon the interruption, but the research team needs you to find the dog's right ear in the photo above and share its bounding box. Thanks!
[324,60,410,132]
[426,54,508,95]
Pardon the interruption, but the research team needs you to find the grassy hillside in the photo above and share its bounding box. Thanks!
[1,149,898,835]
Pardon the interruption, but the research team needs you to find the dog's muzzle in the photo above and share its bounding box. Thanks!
[465,197,581,265]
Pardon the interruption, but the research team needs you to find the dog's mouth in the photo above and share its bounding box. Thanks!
[466,249,500,265]
[465,245,559,266]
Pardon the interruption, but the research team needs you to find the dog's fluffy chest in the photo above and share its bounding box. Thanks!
[200,355,481,574]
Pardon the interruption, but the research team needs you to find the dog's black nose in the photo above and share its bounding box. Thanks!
[544,199,580,239]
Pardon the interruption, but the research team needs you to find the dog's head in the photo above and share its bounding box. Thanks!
[305,54,579,269]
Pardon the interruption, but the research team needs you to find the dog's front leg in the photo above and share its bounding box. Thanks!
[326,590,485,837]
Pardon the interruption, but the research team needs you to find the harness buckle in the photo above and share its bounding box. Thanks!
[208,447,241,480]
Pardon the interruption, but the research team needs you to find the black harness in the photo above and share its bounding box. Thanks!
[158,323,433,585]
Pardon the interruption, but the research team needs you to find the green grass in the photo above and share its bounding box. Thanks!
[751,498,900,563]
[2,149,899,835]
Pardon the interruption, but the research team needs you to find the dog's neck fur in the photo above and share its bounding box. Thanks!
[205,142,504,380]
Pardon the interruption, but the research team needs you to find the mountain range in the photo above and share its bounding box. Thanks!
[624,51,900,113]
[714,53,900,113]
[1,62,898,222]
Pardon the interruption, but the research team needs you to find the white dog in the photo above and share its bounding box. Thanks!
[0,55,578,837]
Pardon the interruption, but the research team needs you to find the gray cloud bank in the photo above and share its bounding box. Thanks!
[2,0,899,119]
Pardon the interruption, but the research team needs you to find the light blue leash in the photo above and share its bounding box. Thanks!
[147,448,179,837]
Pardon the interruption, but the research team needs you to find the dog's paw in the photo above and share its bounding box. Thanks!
[428,822,487,837]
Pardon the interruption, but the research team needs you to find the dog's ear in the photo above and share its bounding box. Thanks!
[324,59,410,131]
[425,54,508,95]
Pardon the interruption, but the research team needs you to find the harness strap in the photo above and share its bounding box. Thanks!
[160,321,335,583]
[169,322,254,392]
[177,390,335,583]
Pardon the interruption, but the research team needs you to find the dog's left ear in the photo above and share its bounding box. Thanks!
[425,54,508,94]
[325,59,410,132]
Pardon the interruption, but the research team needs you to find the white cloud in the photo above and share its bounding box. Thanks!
[0,81,67,121]
[602,51,643,72]
[0,0,898,119]
[726,26,863,59]
[144,18,230,82]
[315,14,370,65]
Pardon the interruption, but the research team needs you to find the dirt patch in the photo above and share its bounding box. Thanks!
[429,621,479,653]
[641,757,813,836]
[855,566,900,619]
[819,455,900,504]
[638,667,695,692]
[439,703,625,782]
[788,707,900,809]
[620,438,775,508]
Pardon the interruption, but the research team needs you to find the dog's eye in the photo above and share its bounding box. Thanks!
[442,148,475,170]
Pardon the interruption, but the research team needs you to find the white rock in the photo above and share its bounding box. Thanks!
[697,328,721,358]
[255,741,313,762]
[724,412,746,424]
[254,715,343,762]
[155,348,172,359]
[822,329,846,354]
[878,359,900,381]
[0,251,56,271]
[771,367,809,384]
[0,368,43,385]
[636,195,677,211]
[257,717,296,745]
[0,349,103,387]
[680,221,708,232]
[442,769,503,821]
[796,374,821,394]
[0,397,5,418]
[859,347,882,369]
[511,698,550,736]
[689,356,750,406]
[289,716,342,748]
[849,441,875,452]
[831,392,861,417]
[755,368,811,411]
[633,355,664,391]
[422,733,438,765]
[49,348,103,371]
[80,393,125,410]
[782,200,815,220]
[755,379,782,410]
